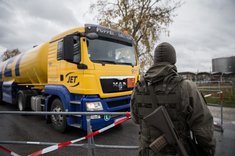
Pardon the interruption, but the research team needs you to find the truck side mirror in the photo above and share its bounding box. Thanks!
[63,35,74,62]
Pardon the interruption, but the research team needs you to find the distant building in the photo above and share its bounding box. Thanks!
[212,56,235,82]
[179,56,235,83]
[197,72,211,82]
[211,72,222,82]
[179,72,212,82]
[212,56,235,73]
[178,72,196,81]
[211,72,235,82]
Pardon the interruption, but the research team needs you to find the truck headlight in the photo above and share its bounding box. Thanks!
[86,102,103,111]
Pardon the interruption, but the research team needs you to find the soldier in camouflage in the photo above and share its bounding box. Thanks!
[131,42,215,156]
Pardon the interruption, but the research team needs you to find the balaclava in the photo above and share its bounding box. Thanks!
[154,42,176,65]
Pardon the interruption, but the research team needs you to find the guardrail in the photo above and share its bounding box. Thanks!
[0,111,138,156]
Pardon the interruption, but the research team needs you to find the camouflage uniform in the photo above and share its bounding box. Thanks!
[131,62,215,156]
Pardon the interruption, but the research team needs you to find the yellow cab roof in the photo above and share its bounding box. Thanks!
[50,26,85,42]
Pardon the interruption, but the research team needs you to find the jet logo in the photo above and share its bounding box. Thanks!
[65,72,80,87]
[67,76,77,83]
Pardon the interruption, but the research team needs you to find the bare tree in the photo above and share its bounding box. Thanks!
[1,49,21,61]
[90,0,181,71]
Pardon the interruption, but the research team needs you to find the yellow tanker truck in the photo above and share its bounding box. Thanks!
[0,24,139,132]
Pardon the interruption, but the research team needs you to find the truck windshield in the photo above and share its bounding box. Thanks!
[87,39,136,66]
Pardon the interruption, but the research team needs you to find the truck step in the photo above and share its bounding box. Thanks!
[70,101,81,105]
[70,124,81,128]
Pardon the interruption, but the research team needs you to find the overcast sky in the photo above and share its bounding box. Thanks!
[0,0,234,72]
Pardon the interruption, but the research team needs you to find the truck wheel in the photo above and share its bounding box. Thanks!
[0,92,3,104]
[17,91,26,111]
[0,83,3,104]
[50,98,67,132]
[0,93,2,104]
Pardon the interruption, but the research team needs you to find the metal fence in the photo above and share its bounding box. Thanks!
[196,80,227,132]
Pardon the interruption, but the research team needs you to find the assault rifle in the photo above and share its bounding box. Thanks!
[143,106,189,156]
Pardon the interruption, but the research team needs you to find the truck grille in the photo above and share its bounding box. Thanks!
[113,108,130,112]
[107,99,130,108]
[100,78,133,93]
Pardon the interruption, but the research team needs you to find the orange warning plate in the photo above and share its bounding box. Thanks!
[127,78,135,88]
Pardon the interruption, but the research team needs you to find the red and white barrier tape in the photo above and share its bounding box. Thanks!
[204,93,212,98]
[204,91,223,98]
[0,145,21,156]
[29,112,131,156]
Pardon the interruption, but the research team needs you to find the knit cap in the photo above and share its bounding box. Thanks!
[154,42,176,65]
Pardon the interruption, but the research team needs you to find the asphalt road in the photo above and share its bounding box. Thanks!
[0,103,235,156]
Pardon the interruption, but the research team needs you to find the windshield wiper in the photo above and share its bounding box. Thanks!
[116,62,134,67]
[93,60,134,66]
[93,60,117,65]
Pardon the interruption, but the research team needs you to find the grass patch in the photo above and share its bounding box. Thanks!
[199,84,235,108]
[206,97,235,107]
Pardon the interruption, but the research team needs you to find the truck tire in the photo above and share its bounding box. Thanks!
[50,98,67,132]
[0,82,2,103]
[17,90,39,111]
[17,91,27,111]
[0,92,2,104]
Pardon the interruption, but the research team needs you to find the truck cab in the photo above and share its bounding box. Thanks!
[44,24,138,131]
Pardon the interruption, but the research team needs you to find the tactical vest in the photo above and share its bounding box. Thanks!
[135,76,190,156]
